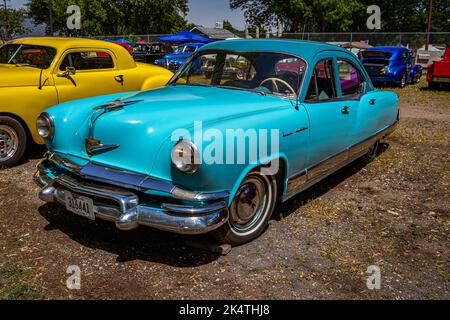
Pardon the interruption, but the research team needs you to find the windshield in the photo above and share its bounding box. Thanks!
[361,51,393,59]
[169,50,306,99]
[174,46,186,53]
[0,44,57,68]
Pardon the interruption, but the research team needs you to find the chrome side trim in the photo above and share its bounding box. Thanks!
[285,121,398,200]
[286,170,307,193]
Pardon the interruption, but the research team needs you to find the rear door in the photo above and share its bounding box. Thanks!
[302,57,353,178]
[53,48,126,103]
[334,56,367,147]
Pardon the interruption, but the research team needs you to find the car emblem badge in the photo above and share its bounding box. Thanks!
[85,99,142,157]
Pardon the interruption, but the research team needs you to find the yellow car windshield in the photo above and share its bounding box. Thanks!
[0,44,57,69]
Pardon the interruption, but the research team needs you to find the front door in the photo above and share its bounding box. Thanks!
[53,49,126,103]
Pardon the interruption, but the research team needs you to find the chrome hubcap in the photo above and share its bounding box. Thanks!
[0,125,19,162]
[230,176,269,233]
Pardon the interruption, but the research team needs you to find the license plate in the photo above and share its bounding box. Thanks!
[65,191,95,220]
[434,77,450,83]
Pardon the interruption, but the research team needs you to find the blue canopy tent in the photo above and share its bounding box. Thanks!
[158,30,213,44]
[115,39,132,45]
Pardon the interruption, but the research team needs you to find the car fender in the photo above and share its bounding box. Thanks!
[227,153,289,205]
[390,65,406,81]
[140,74,173,91]
[0,85,58,144]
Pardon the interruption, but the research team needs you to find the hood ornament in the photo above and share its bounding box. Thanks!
[86,99,142,156]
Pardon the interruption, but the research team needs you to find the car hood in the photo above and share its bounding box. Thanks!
[0,64,44,87]
[47,85,291,177]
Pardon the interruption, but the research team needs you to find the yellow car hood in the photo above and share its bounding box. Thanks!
[0,64,44,87]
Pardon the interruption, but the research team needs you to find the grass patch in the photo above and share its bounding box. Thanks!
[0,262,42,300]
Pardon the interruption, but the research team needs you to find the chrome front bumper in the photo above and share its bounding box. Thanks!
[35,153,229,235]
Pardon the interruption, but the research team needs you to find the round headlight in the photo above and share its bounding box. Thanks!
[36,112,55,140]
[171,139,200,174]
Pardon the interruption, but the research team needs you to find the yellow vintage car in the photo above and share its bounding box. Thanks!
[0,37,174,166]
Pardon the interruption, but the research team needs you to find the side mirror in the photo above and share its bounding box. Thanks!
[57,66,76,78]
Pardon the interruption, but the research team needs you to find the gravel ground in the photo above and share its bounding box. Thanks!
[0,79,449,300]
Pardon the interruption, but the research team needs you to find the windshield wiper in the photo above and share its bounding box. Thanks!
[187,83,213,87]
[217,85,268,96]
[15,63,38,68]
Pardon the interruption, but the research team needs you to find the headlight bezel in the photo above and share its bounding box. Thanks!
[171,139,200,174]
[36,112,55,141]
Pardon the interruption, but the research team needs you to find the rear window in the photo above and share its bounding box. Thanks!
[361,51,392,59]
[60,51,114,71]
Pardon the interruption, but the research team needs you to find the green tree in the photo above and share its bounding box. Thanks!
[231,0,450,33]
[223,20,240,34]
[26,0,189,36]
[1,1,29,40]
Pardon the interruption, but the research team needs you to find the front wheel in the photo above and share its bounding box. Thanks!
[211,171,277,246]
[0,116,27,167]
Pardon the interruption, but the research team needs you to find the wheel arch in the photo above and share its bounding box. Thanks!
[0,112,34,144]
[228,155,289,206]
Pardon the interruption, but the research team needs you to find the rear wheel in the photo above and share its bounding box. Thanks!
[361,140,380,163]
[211,171,277,246]
[414,71,422,84]
[0,116,27,167]
[399,74,407,88]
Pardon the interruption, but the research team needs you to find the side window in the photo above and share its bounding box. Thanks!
[305,59,337,102]
[60,51,114,71]
[220,54,256,85]
[185,46,196,53]
[337,59,366,97]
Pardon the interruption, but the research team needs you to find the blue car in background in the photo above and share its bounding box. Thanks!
[361,46,422,87]
[155,43,204,71]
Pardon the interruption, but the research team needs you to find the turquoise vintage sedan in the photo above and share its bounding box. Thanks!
[34,40,399,245]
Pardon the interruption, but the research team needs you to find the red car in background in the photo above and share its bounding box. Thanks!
[427,45,450,89]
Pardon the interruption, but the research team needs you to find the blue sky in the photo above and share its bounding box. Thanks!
[9,0,245,29]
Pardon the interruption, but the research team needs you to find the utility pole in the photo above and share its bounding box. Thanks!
[426,0,433,50]
[2,0,9,41]
[48,0,53,36]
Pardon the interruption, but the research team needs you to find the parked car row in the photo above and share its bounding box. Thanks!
[126,40,434,90]
[2,37,400,245]
[0,37,173,166]
[427,45,450,89]
[360,46,423,88]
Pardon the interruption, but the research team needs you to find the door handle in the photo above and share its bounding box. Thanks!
[369,99,376,105]
[115,75,124,85]
[341,106,350,115]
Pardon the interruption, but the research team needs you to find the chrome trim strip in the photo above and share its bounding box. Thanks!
[286,121,398,198]
[287,170,307,193]
[162,202,227,215]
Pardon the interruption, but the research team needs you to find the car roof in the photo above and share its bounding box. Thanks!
[365,46,408,53]
[198,39,346,61]
[8,37,137,69]
[10,37,121,51]
[179,43,204,47]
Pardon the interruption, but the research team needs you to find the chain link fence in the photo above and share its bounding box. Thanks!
[93,32,449,50]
